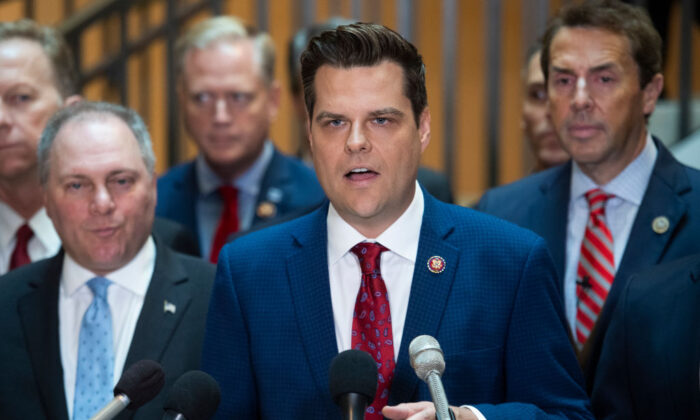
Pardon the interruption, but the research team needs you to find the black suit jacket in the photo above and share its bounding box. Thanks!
[476,139,700,391]
[0,237,215,420]
[592,253,700,419]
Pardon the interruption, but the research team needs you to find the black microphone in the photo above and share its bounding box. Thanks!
[90,359,165,420]
[329,349,378,420]
[162,371,221,420]
[409,335,455,420]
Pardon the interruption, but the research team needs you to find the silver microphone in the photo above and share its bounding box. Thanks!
[409,335,453,420]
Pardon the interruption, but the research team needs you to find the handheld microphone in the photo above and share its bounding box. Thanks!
[329,349,378,420]
[162,370,221,420]
[409,335,455,420]
[90,359,165,420]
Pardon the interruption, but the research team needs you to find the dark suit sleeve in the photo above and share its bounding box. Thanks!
[475,238,593,419]
[591,280,635,420]
[201,249,257,418]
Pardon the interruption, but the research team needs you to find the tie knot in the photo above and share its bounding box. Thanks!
[351,242,388,276]
[87,277,111,300]
[584,188,612,214]
[218,185,238,203]
[15,224,34,243]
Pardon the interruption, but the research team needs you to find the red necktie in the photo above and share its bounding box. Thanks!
[351,242,394,419]
[210,186,239,263]
[9,224,34,271]
[575,188,615,347]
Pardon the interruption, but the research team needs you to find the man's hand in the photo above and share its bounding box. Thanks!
[382,402,478,420]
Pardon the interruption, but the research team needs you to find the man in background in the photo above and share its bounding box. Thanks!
[0,101,215,420]
[157,16,325,262]
[477,0,700,390]
[0,20,79,274]
[521,42,568,172]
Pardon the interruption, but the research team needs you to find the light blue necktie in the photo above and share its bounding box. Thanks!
[73,277,114,420]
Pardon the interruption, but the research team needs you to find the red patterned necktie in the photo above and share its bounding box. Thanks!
[575,188,615,347]
[210,186,239,263]
[9,224,33,271]
[351,242,394,419]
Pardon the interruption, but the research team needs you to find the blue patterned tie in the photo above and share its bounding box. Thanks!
[73,277,114,420]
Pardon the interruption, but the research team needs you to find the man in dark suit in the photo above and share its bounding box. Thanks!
[157,16,325,262]
[0,101,215,420]
[475,0,700,391]
[202,22,592,420]
[592,254,700,419]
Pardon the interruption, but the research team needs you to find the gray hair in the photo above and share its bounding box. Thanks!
[38,101,155,184]
[174,16,276,85]
[0,19,78,98]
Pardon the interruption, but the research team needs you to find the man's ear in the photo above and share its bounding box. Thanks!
[642,73,664,116]
[418,107,431,153]
[63,95,82,106]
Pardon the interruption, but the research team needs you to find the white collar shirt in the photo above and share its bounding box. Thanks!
[59,236,156,418]
[564,133,657,332]
[327,182,423,361]
[0,203,61,275]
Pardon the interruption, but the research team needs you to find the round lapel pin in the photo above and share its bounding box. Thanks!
[651,216,669,234]
[427,256,446,274]
[256,201,277,219]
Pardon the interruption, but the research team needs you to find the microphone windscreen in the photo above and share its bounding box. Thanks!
[163,371,221,420]
[409,335,445,382]
[114,359,165,409]
[329,349,378,404]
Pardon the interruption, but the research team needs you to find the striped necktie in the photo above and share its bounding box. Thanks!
[575,188,615,347]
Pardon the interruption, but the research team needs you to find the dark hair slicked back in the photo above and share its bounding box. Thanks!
[300,22,427,125]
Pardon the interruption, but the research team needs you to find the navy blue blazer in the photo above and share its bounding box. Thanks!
[156,148,325,256]
[0,238,215,420]
[476,139,700,390]
[202,192,593,419]
[592,253,700,419]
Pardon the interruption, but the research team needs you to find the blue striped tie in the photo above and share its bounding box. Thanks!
[73,277,114,420]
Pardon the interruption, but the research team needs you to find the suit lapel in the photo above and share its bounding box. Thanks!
[17,254,69,420]
[123,241,192,371]
[286,205,338,406]
[172,162,200,238]
[389,195,460,406]
[533,163,571,287]
[255,148,291,224]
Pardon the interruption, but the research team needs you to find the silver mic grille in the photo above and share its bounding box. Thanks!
[408,335,445,382]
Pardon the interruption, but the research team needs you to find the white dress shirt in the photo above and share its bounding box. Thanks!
[564,133,657,332]
[327,182,423,361]
[59,236,156,418]
[195,140,274,258]
[0,203,61,275]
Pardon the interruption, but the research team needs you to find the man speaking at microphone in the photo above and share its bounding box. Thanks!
[0,101,215,420]
[202,23,592,419]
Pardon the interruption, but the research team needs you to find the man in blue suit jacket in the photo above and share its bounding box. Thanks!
[476,1,700,392]
[591,254,700,419]
[156,16,324,261]
[202,22,592,420]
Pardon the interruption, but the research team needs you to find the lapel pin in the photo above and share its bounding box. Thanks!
[256,201,277,219]
[164,300,176,314]
[427,256,446,274]
[652,216,670,234]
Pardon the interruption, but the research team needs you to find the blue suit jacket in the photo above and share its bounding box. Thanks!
[202,192,593,419]
[156,148,325,256]
[592,253,700,419]
[476,139,700,390]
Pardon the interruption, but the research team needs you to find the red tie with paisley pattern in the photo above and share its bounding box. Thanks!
[351,242,394,419]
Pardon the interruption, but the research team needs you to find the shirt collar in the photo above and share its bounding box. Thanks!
[570,132,657,205]
[327,181,424,265]
[60,235,156,297]
[195,140,274,197]
[0,203,61,252]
